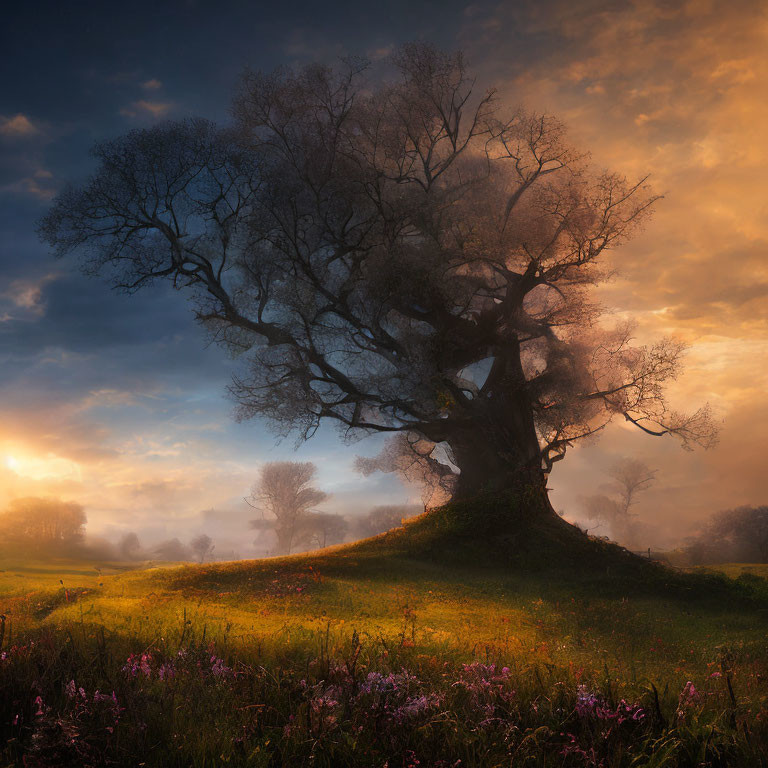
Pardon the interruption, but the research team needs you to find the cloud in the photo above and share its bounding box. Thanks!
[367,45,393,61]
[141,78,163,90]
[0,273,208,358]
[0,112,54,199]
[0,173,56,200]
[710,58,756,85]
[79,389,141,409]
[0,272,58,317]
[0,114,41,137]
[460,0,768,333]
[120,100,173,119]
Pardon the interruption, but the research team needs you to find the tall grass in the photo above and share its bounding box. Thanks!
[1,554,767,766]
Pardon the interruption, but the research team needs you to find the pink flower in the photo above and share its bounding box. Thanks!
[676,680,701,719]
[210,655,232,678]
[680,681,700,704]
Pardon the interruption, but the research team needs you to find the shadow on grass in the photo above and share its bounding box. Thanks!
[124,490,768,614]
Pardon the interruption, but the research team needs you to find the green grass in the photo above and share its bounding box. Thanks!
[693,563,768,579]
[2,495,768,766]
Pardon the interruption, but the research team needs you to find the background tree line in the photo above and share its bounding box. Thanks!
[4,457,760,563]
[0,462,422,562]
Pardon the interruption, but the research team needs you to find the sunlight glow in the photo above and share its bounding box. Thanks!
[4,455,19,471]
[3,451,81,481]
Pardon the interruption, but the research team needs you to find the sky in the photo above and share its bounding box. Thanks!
[1,0,766,554]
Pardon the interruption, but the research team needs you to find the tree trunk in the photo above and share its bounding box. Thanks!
[448,425,550,505]
[276,526,294,556]
[442,344,556,517]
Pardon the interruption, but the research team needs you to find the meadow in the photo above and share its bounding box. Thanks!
[1,497,767,767]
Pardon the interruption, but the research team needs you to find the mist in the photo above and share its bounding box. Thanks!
[0,486,427,564]
[4,449,759,566]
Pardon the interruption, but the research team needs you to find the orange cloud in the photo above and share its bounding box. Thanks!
[0,113,41,137]
[2,273,58,316]
[120,100,173,119]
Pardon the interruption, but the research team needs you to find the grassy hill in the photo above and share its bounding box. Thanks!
[1,495,768,766]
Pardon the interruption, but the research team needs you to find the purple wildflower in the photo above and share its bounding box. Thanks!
[158,663,176,681]
[575,686,645,723]
[391,694,442,724]
[210,655,232,678]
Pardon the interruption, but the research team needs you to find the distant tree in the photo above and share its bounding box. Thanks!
[581,494,623,535]
[152,538,192,561]
[190,533,215,563]
[249,518,279,555]
[607,459,657,517]
[0,497,86,552]
[298,512,349,550]
[355,505,421,538]
[581,457,656,545]
[247,462,328,555]
[118,532,143,560]
[687,506,768,564]
[39,43,717,528]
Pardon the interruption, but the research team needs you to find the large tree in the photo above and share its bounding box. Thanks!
[39,44,716,514]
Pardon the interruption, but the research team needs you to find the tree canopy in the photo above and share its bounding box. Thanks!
[39,43,717,507]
